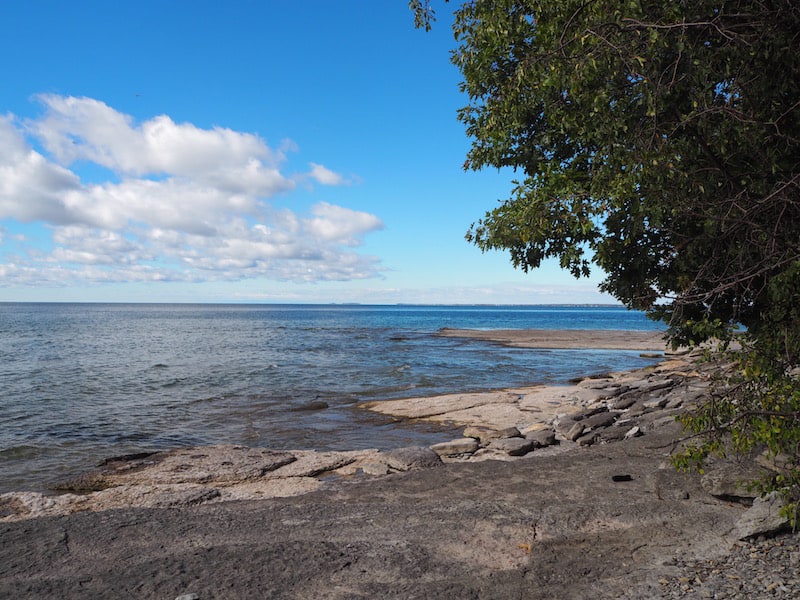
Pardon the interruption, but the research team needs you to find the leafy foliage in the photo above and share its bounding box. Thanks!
[412,0,800,520]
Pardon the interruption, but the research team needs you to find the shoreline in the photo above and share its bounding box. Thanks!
[1,329,677,521]
[3,331,799,598]
[437,327,667,350]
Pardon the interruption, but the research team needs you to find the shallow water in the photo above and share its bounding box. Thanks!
[0,303,663,492]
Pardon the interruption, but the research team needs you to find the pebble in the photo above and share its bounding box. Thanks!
[652,533,800,599]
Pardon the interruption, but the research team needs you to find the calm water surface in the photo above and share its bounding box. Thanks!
[0,303,664,492]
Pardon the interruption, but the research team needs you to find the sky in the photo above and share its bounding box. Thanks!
[0,1,616,305]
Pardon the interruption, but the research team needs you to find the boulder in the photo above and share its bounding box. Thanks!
[734,491,791,540]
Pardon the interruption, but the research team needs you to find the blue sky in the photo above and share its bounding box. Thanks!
[0,1,615,304]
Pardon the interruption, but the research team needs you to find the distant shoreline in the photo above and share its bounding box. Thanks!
[438,328,667,351]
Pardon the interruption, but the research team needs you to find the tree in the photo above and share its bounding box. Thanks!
[413,0,800,521]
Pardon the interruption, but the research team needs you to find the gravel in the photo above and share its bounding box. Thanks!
[654,531,800,599]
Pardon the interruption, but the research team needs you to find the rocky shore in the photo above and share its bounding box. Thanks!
[1,329,797,599]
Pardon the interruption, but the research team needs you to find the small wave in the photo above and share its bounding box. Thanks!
[0,445,43,460]
[151,363,169,369]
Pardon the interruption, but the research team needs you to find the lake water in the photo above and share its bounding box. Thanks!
[0,303,664,492]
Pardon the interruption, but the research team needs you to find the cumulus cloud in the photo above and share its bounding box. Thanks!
[308,162,346,186]
[0,96,384,287]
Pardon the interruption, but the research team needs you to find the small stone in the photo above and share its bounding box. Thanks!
[624,426,642,440]
[175,594,200,600]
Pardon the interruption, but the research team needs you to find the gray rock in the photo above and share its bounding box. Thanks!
[577,432,597,447]
[383,446,443,471]
[612,396,638,410]
[566,422,585,442]
[487,437,535,457]
[642,397,668,410]
[462,426,502,445]
[734,491,791,540]
[526,429,557,448]
[498,426,522,439]
[701,462,766,500]
[555,418,578,438]
[582,411,620,429]
[175,594,200,600]
[597,428,626,442]
[430,438,479,457]
[624,426,642,440]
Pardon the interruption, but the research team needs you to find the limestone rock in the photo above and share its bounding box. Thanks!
[624,426,642,440]
[566,422,585,442]
[612,396,638,410]
[487,437,535,457]
[462,426,503,445]
[734,492,791,540]
[701,462,767,500]
[582,410,620,430]
[383,446,443,471]
[91,445,297,486]
[498,426,522,439]
[430,438,479,457]
[526,429,557,448]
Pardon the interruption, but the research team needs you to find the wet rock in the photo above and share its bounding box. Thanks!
[430,438,479,457]
[383,446,443,471]
[291,400,329,411]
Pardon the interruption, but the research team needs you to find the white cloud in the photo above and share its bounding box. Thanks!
[306,202,384,246]
[308,162,346,186]
[0,96,384,287]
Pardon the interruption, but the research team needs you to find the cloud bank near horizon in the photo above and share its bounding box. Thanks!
[0,95,384,287]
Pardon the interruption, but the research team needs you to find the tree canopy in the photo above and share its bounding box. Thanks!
[414,0,800,521]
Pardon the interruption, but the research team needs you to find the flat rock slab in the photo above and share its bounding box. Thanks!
[0,422,745,600]
[361,390,521,419]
